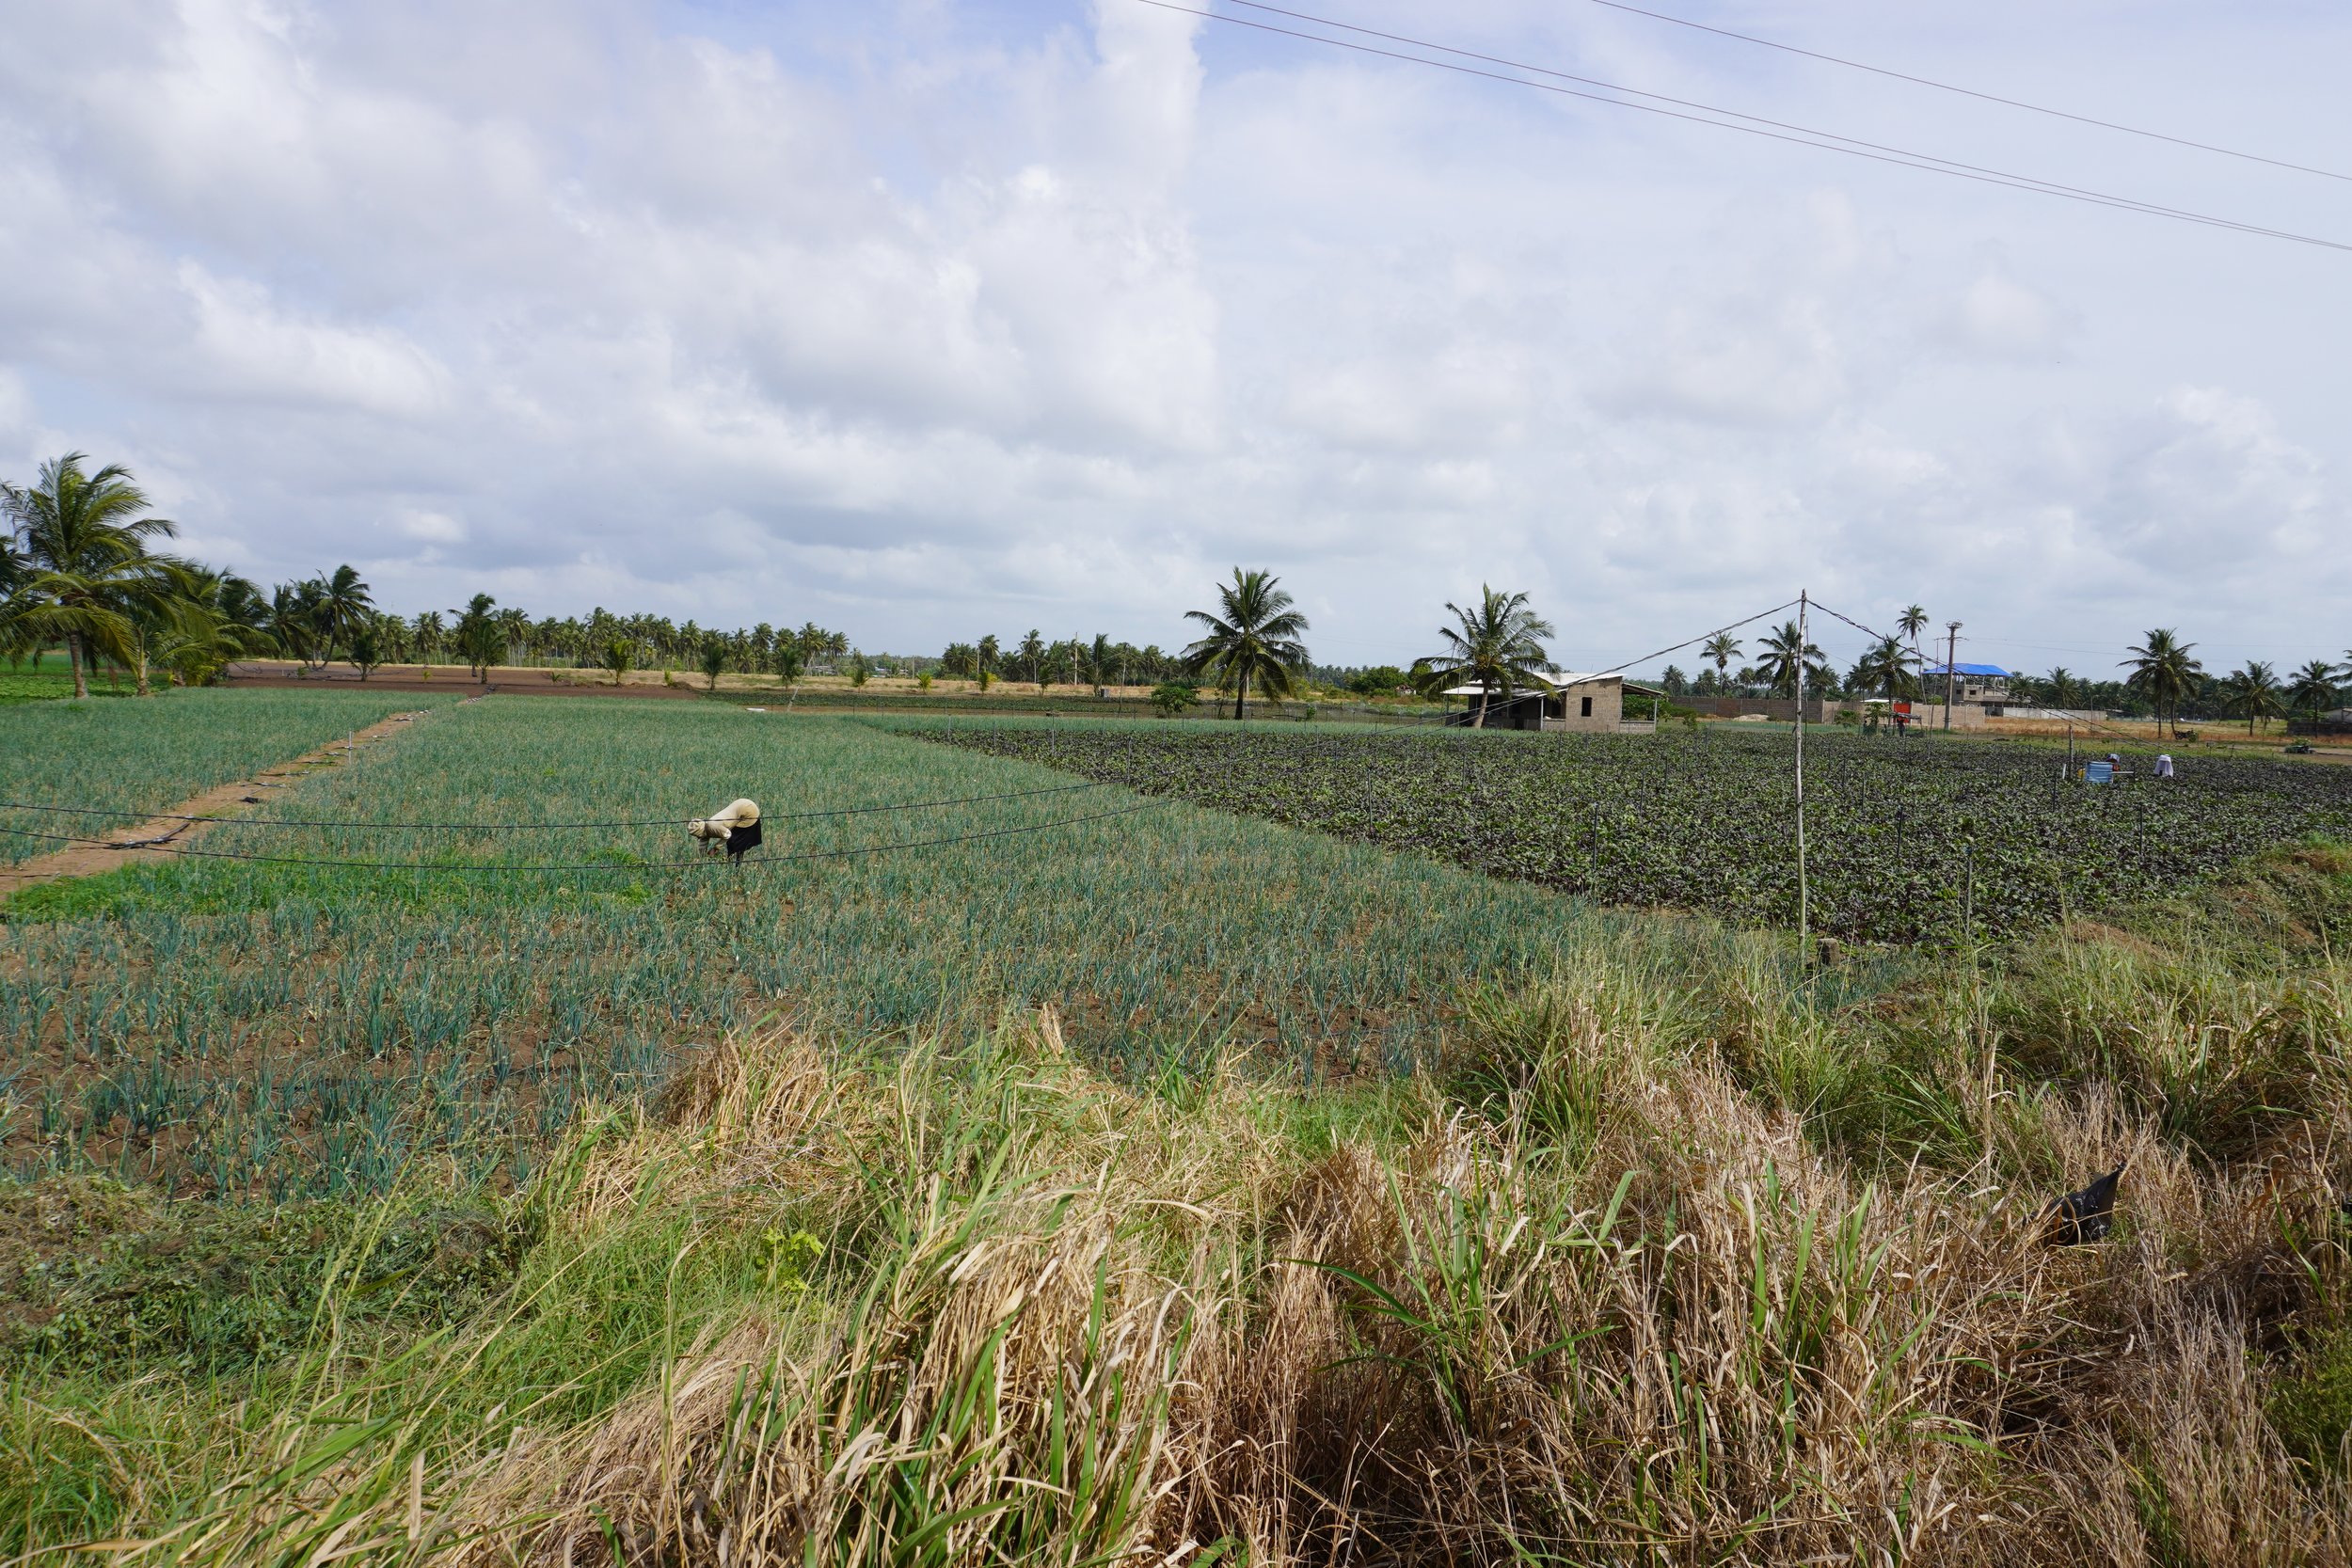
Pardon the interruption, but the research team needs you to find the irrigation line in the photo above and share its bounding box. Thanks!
[0,779,1107,832]
[0,800,1162,874]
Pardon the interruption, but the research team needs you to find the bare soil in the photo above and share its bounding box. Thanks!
[0,709,431,903]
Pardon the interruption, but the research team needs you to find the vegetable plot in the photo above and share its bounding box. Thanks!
[1,701,1639,1197]
[914,723,2352,943]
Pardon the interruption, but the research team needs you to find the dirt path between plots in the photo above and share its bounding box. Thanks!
[0,709,433,902]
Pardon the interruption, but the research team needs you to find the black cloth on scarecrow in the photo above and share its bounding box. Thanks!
[2046,1162,2126,1245]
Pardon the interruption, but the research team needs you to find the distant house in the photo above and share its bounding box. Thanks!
[1921,662,2024,719]
[1439,672,1664,732]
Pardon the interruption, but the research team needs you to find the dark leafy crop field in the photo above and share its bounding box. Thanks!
[911,722,2352,943]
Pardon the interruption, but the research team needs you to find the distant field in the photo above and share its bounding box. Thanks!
[0,688,453,865]
[907,720,2352,943]
[0,652,97,704]
[0,698,1751,1197]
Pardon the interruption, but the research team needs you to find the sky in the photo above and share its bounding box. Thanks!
[2,0,2347,678]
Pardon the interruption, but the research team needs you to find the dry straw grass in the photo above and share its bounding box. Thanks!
[26,879,2352,1567]
[404,978,2349,1566]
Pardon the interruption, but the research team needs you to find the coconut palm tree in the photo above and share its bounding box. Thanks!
[1753,620,1825,701]
[1850,635,1921,701]
[2222,660,2283,736]
[313,563,373,657]
[1898,604,1930,652]
[2288,658,2338,733]
[2043,667,2082,710]
[495,606,532,665]
[345,615,389,680]
[1702,631,1741,694]
[2122,628,2204,737]
[1183,567,1311,721]
[1411,585,1556,728]
[410,610,445,667]
[1,452,182,699]
[268,579,331,670]
[452,594,501,681]
[699,637,728,690]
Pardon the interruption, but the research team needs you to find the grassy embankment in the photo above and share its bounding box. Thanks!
[6,841,2351,1562]
[3,698,2351,1560]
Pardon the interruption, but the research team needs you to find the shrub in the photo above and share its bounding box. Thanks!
[1151,681,1199,717]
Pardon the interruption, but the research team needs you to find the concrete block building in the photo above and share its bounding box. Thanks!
[1439,672,1665,732]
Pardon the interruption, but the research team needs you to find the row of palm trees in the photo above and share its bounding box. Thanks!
[13,455,2332,737]
[937,634,1186,691]
[1185,578,2349,742]
[0,453,279,698]
[2117,632,2345,736]
[1178,575,1864,726]
[1,452,883,694]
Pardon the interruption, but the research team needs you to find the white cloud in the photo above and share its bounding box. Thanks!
[396,508,467,545]
[1946,268,2070,360]
[0,0,2344,673]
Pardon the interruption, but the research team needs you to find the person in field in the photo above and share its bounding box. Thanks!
[688,798,762,861]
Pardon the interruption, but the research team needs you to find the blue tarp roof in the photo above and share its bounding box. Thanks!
[1922,662,2012,678]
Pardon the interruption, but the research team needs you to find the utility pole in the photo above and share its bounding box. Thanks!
[1943,621,1962,732]
[1795,590,1810,965]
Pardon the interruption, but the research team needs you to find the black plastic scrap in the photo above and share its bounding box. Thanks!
[2046,1161,2127,1245]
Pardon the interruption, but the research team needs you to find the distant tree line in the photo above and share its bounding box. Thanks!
[0,454,892,692]
[936,633,1182,691]
[12,460,2338,733]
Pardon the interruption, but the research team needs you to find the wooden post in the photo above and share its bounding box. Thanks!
[1796,590,1810,967]
[1943,622,1962,732]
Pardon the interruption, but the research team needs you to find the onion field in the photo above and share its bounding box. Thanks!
[0,697,1691,1198]
[911,721,2352,943]
[0,687,447,865]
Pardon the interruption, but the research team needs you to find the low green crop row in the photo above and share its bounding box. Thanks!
[903,719,2352,943]
[0,688,451,864]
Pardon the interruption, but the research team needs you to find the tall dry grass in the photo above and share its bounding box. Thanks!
[15,851,2352,1564]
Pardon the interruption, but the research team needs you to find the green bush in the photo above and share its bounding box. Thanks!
[1150,681,1199,717]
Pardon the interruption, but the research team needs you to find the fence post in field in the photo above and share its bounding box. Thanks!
[1795,590,1809,968]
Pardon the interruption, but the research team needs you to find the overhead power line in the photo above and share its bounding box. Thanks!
[1144,0,2352,253]
[1567,0,2352,184]
[1584,598,1802,679]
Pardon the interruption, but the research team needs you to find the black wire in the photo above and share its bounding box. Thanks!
[1145,0,2352,253]
[1582,599,1802,681]
[1214,0,2336,237]
[1806,599,1908,647]
[1568,0,2352,184]
[0,779,1105,832]
[0,800,1161,874]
